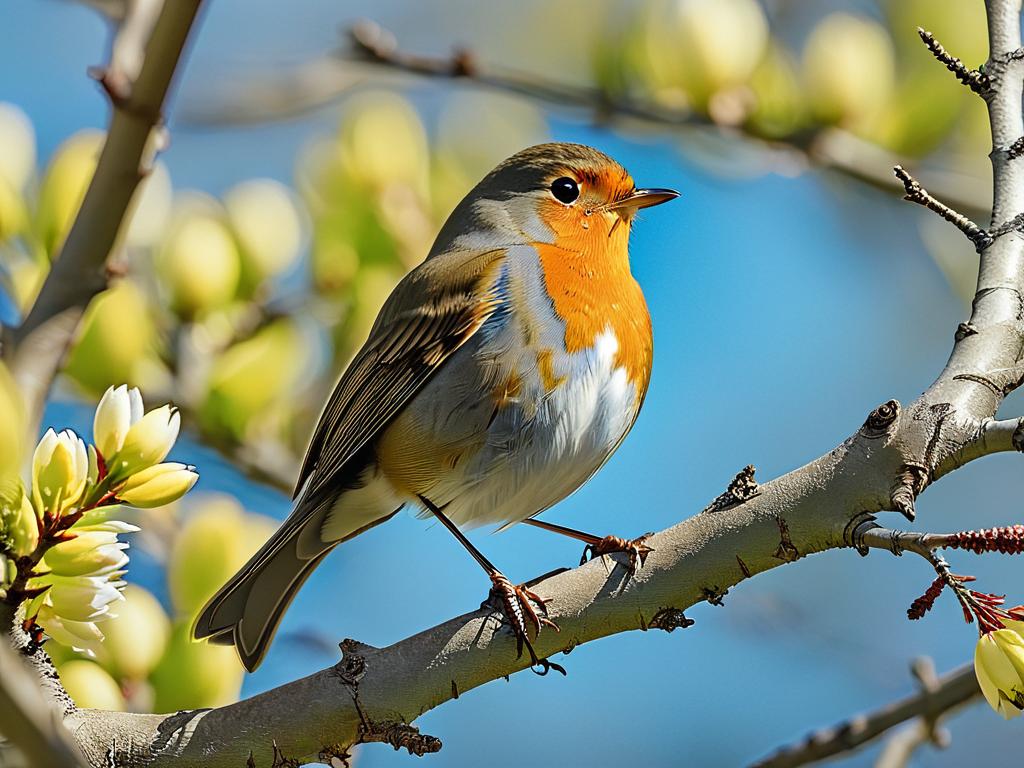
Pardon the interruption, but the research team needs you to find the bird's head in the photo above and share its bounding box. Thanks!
[432,142,679,256]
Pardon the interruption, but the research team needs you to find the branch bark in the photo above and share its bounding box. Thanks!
[0,635,85,768]
[0,0,204,432]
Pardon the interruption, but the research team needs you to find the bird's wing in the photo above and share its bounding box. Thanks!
[294,245,509,510]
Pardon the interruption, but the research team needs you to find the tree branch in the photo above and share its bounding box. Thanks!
[43,400,1024,766]
[0,0,204,431]
[893,165,992,250]
[0,630,85,768]
[932,416,1024,479]
[918,27,992,96]
[753,662,979,768]
[180,20,992,221]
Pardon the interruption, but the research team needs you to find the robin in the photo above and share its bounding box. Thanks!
[193,143,678,671]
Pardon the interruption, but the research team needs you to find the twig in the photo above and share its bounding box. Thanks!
[1,0,204,434]
[753,663,978,768]
[893,165,992,250]
[917,28,991,95]
[181,21,993,220]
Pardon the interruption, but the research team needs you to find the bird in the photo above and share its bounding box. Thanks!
[193,142,679,671]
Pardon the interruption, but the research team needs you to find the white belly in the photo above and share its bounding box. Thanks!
[321,251,645,544]
[400,323,640,528]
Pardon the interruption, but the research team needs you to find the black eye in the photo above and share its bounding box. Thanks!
[550,177,580,204]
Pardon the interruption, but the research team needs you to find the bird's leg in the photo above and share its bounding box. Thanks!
[522,518,654,574]
[418,496,559,670]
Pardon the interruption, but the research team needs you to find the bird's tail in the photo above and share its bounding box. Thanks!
[192,512,336,672]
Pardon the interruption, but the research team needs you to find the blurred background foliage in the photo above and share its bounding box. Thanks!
[0,0,1016,765]
[1,0,992,488]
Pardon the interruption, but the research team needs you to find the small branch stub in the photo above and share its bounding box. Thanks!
[890,463,929,522]
[702,465,760,513]
[361,722,442,757]
[893,166,992,250]
[917,28,990,95]
[649,607,694,632]
[1008,136,1024,161]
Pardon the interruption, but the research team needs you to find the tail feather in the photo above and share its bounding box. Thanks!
[193,496,402,672]
[192,521,334,671]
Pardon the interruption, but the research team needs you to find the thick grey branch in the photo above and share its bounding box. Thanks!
[0,0,203,430]
[63,430,906,766]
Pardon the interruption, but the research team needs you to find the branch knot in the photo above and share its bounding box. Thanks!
[702,465,760,513]
[649,607,694,632]
[862,399,900,437]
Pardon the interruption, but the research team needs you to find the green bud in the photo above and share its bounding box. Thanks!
[2,489,39,557]
[98,585,170,680]
[151,622,243,711]
[117,462,198,508]
[58,660,126,711]
[108,405,180,479]
[31,429,88,517]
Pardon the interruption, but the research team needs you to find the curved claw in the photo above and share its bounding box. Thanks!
[581,533,654,574]
[488,573,560,669]
[531,657,567,676]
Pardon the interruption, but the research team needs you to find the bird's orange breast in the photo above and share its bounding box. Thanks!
[533,197,653,395]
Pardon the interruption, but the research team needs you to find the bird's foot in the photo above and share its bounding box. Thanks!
[581,533,654,574]
[487,572,563,675]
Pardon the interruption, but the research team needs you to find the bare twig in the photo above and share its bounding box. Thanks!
[917,28,991,95]
[182,20,993,220]
[894,165,992,249]
[754,662,977,768]
[0,0,204,433]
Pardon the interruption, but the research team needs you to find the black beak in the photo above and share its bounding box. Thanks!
[609,188,680,211]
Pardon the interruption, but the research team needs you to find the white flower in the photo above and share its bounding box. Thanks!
[117,462,198,508]
[92,385,143,461]
[35,604,106,655]
[975,624,1024,719]
[109,405,180,479]
[42,531,128,577]
[31,429,88,516]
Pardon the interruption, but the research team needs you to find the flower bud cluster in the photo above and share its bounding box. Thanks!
[0,385,198,653]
